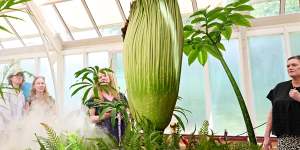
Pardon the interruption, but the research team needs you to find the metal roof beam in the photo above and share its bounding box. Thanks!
[52,3,74,40]
[26,2,63,52]
[80,0,102,37]
[115,0,127,21]
[4,18,26,46]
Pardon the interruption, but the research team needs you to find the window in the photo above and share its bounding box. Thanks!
[64,55,83,113]
[248,34,287,135]
[251,0,280,17]
[290,32,300,56]
[39,58,55,98]
[208,39,245,135]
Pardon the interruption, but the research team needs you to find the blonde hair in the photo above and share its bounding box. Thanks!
[98,72,120,100]
[29,76,50,103]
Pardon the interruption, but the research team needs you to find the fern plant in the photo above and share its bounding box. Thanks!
[35,123,116,150]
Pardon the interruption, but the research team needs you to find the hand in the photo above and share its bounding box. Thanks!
[289,89,300,102]
[90,116,99,123]
[262,136,271,150]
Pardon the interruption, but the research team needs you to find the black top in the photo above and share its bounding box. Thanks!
[85,93,127,142]
[267,80,300,137]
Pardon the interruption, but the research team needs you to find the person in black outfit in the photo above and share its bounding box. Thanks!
[263,55,300,150]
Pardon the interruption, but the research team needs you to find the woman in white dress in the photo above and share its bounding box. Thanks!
[0,70,26,129]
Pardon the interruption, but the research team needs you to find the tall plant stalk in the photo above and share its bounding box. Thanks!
[183,0,257,144]
[123,0,183,130]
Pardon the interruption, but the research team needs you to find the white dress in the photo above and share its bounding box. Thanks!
[0,88,25,124]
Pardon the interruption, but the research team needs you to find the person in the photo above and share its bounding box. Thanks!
[22,81,32,102]
[27,76,55,113]
[263,55,300,150]
[3,68,26,121]
[86,71,127,143]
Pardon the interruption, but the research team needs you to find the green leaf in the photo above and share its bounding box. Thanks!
[82,87,92,104]
[203,45,222,60]
[183,44,192,56]
[197,50,208,65]
[110,109,117,128]
[190,9,206,17]
[93,86,99,98]
[234,5,254,11]
[188,50,198,65]
[183,25,193,31]
[0,14,24,21]
[184,31,193,38]
[191,17,205,24]
[207,7,223,22]
[0,25,11,33]
[173,114,185,131]
[221,26,232,40]
[71,84,90,96]
[70,82,90,87]
[217,43,226,51]
[74,68,89,78]
[243,14,255,19]
[191,30,205,38]
[229,13,251,27]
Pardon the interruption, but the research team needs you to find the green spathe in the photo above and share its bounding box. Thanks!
[123,0,183,130]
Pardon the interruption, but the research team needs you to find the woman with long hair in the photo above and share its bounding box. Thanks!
[87,71,126,143]
[27,76,55,113]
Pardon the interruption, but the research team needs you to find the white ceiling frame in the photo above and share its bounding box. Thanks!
[279,0,286,15]
[4,18,26,46]
[191,0,198,12]
[52,3,74,40]
[115,0,127,21]
[26,2,63,52]
[80,0,102,37]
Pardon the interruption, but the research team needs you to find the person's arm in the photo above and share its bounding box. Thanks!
[89,107,111,123]
[89,108,100,123]
[263,109,273,150]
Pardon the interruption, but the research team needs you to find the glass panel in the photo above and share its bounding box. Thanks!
[0,63,9,84]
[112,52,126,93]
[56,0,97,40]
[196,0,225,9]
[285,0,300,14]
[87,52,109,68]
[40,5,70,41]
[39,58,55,98]
[23,37,43,46]
[64,55,83,113]
[248,34,287,135]
[6,11,41,44]
[20,59,36,82]
[0,19,16,39]
[100,24,122,37]
[251,0,280,17]
[86,0,123,25]
[208,39,245,135]
[177,55,206,133]
[119,0,131,18]
[178,0,193,14]
[290,32,300,56]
